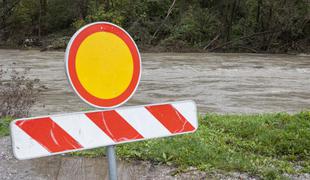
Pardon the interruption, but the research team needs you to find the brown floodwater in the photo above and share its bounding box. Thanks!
[0,49,309,116]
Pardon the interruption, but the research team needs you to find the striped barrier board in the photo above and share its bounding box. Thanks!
[10,100,198,160]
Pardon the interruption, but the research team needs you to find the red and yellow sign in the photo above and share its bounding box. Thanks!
[65,22,141,108]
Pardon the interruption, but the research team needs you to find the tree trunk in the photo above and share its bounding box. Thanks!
[226,0,238,42]
[39,0,47,39]
[2,0,7,27]
[104,0,110,11]
[38,0,42,39]
[77,0,88,19]
[256,0,262,31]
[42,0,47,16]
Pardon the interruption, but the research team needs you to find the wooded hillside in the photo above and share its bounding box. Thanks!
[0,0,309,53]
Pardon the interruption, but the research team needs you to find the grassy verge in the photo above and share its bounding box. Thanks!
[1,112,309,179]
[74,112,310,179]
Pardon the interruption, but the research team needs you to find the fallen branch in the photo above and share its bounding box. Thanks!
[237,46,258,53]
[150,0,176,43]
[209,30,280,52]
[203,34,220,50]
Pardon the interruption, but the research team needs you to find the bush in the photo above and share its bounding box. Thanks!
[0,67,41,118]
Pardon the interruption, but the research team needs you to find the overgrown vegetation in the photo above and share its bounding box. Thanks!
[74,112,310,179]
[0,0,309,53]
[0,67,41,118]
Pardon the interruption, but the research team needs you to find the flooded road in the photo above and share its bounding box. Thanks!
[0,49,309,116]
[0,49,310,180]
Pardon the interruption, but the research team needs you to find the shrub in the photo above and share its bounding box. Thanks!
[0,67,41,118]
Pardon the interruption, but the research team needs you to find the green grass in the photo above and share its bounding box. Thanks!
[2,112,310,179]
[0,117,12,137]
[74,112,310,179]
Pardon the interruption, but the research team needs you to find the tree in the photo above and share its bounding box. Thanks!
[38,0,47,39]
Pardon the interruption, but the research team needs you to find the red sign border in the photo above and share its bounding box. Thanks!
[65,22,141,108]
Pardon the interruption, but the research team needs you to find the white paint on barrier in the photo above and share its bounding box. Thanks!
[172,100,198,129]
[116,107,171,139]
[51,114,115,148]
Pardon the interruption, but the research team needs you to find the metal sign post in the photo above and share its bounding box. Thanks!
[10,22,198,180]
[107,145,117,180]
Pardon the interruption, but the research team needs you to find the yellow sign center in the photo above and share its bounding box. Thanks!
[76,32,134,99]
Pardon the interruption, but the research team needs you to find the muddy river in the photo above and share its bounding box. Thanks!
[0,49,309,180]
[0,49,309,116]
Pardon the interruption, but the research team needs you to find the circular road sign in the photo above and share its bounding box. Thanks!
[65,22,141,108]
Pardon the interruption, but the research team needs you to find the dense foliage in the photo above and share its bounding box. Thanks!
[0,0,309,53]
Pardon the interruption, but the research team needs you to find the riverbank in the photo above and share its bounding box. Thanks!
[1,112,310,179]
[1,39,309,54]
[1,28,309,54]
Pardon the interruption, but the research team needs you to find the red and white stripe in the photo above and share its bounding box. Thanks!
[11,100,198,160]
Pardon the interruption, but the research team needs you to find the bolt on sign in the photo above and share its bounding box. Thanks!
[10,22,198,179]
